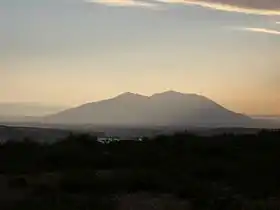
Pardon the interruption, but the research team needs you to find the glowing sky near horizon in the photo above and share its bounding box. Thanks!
[1,0,280,115]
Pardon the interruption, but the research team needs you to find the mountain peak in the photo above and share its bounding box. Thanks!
[151,90,196,98]
[115,92,146,99]
[162,90,185,95]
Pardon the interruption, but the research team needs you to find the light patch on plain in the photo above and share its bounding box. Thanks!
[85,0,158,8]
[153,0,280,15]
[232,27,280,35]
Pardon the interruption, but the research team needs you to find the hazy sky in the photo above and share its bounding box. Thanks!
[1,0,280,115]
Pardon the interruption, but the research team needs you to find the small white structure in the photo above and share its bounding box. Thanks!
[97,136,144,144]
[97,136,121,144]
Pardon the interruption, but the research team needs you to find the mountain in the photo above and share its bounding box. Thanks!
[43,91,254,127]
[0,103,66,117]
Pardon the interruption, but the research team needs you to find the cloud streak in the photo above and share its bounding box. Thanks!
[86,0,280,15]
[85,0,157,8]
[154,0,280,15]
[233,27,280,35]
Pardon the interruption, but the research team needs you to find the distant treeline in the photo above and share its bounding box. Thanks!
[1,130,280,210]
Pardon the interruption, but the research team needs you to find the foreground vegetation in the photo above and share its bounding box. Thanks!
[0,130,280,209]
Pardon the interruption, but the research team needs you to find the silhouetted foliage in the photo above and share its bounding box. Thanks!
[1,130,280,209]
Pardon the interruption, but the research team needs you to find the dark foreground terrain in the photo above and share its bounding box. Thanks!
[0,130,280,210]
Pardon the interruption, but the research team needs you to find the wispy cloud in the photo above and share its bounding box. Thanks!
[154,0,280,15]
[276,22,280,24]
[85,0,280,15]
[85,0,158,8]
[233,27,280,35]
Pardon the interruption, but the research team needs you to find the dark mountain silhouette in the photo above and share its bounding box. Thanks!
[43,91,254,127]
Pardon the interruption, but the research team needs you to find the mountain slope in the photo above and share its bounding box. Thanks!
[43,91,252,127]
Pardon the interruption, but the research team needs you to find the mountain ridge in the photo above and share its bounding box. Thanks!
[43,91,253,127]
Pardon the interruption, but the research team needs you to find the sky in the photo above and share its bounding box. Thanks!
[1,0,280,115]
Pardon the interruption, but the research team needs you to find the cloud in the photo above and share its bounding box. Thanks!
[276,22,280,24]
[85,0,280,15]
[153,0,280,15]
[85,0,158,8]
[233,27,280,35]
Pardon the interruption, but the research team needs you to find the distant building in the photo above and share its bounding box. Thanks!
[97,136,120,144]
[97,136,145,144]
